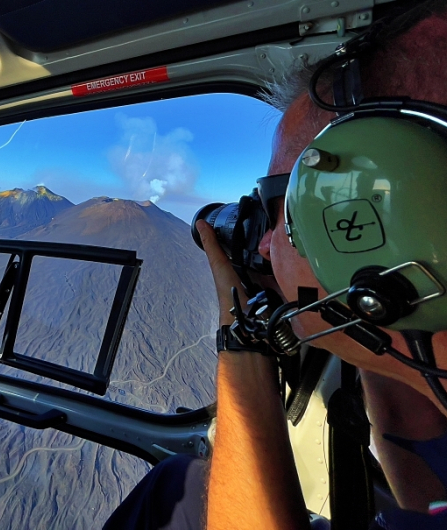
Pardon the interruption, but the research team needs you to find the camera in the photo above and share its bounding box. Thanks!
[191,189,272,277]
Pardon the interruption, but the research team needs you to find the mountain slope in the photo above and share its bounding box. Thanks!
[0,191,218,529]
[8,194,218,409]
[0,186,74,238]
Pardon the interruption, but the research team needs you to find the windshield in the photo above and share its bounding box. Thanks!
[0,92,281,528]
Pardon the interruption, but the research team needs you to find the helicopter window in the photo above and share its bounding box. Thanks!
[0,93,281,412]
[0,92,281,529]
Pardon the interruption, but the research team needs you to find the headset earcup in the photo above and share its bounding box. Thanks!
[347,267,418,325]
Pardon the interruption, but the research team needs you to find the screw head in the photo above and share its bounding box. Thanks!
[358,296,385,317]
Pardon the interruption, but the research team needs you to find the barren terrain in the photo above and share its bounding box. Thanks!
[0,188,218,528]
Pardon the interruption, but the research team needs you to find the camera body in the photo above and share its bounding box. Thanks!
[191,188,272,277]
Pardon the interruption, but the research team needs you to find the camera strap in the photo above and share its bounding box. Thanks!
[286,347,330,425]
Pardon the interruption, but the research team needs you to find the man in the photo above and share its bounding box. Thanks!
[104,2,447,528]
[197,1,447,528]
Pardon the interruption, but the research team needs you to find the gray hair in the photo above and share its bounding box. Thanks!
[260,64,312,112]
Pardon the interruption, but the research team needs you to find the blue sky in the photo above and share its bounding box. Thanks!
[0,93,282,222]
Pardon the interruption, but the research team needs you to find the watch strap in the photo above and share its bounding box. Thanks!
[216,325,269,354]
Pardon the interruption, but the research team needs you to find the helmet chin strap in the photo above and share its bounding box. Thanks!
[266,287,447,410]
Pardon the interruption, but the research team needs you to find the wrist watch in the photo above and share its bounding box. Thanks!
[216,325,270,354]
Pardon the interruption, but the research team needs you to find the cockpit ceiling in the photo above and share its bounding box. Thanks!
[0,0,241,52]
[0,0,399,113]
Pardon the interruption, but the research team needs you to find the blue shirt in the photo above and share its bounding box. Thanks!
[371,430,447,529]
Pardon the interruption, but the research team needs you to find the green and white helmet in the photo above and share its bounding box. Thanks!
[285,105,447,332]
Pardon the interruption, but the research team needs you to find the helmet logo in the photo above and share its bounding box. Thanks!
[323,199,385,253]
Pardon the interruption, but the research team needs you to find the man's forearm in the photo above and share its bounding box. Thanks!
[207,352,311,530]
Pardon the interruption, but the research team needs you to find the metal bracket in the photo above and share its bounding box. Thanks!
[0,240,142,395]
[299,9,373,37]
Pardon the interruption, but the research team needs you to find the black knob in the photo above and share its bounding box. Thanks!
[347,266,418,326]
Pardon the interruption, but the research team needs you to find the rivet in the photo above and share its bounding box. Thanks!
[183,18,189,24]
[360,13,369,20]
[317,458,323,464]
[317,494,323,500]
[247,1,254,6]
[260,53,266,59]
[302,6,310,14]
[269,68,275,73]
[320,478,327,484]
[315,439,321,445]
[331,1,339,6]
[316,420,322,426]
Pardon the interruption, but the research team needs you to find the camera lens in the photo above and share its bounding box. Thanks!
[191,202,238,257]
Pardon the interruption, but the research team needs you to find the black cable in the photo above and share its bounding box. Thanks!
[309,57,414,114]
[385,345,447,378]
[401,330,447,410]
[308,22,376,114]
[308,53,354,112]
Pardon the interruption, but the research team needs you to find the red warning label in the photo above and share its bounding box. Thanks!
[72,66,169,97]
